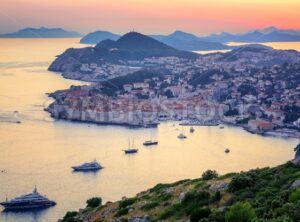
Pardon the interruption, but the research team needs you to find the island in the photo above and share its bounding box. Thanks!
[79,30,232,51]
[0,27,82,38]
[198,26,300,43]
[59,144,300,222]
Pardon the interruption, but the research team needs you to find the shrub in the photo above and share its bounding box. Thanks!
[119,197,137,209]
[213,191,222,202]
[289,188,300,203]
[254,216,292,222]
[209,210,226,222]
[142,201,159,211]
[62,211,82,222]
[159,205,178,220]
[115,207,129,217]
[202,170,219,180]
[228,174,254,192]
[190,207,211,222]
[225,202,256,222]
[86,197,102,208]
[182,190,210,206]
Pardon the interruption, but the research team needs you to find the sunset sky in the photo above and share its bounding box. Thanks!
[0,0,300,35]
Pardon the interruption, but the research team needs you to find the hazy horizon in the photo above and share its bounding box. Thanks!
[1,0,300,35]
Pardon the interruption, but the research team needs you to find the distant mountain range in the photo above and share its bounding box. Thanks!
[0,27,82,38]
[79,27,300,51]
[200,27,300,43]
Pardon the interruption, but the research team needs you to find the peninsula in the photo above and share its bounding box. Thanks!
[47,32,300,137]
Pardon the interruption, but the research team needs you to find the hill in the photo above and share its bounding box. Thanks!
[60,145,300,222]
[79,30,120,44]
[49,32,198,73]
[0,27,82,38]
[80,30,231,51]
[151,31,232,51]
[95,32,197,57]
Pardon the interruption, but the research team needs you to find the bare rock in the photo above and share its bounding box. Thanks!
[128,215,150,222]
[291,179,300,189]
[179,192,186,202]
[209,182,229,192]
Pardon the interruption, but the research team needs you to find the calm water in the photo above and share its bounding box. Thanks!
[228,41,300,51]
[196,41,300,54]
[0,39,298,222]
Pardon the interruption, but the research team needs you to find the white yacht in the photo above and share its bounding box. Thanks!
[72,160,103,171]
[0,187,56,211]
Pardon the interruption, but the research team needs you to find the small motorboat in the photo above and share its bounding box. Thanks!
[178,133,187,139]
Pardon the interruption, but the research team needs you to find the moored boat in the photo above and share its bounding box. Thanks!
[143,141,158,146]
[124,148,139,154]
[72,160,103,171]
[124,138,139,154]
[0,187,56,211]
[178,133,187,139]
[143,132,158,146]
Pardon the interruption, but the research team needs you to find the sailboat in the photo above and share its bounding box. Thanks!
[143,132,158,146]
[123,138,138,154]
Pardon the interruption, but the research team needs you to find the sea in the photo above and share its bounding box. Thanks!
[0,38,299,222]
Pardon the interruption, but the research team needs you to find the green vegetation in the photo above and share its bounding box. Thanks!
[202,169,219,180]
[86,197,102,208]
[115,207,129,217]
[61,211,82,222]
[190,207,211,222]
[60,154,300,222]
[225,202,256,222]
[99,70,165,96]
[118,197,137,209]
[289,188,300,203]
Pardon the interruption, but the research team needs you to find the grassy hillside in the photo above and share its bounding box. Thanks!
[61,151,300,222]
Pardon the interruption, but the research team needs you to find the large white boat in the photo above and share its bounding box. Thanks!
[0,187,56,211]
[72,160,103,171]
